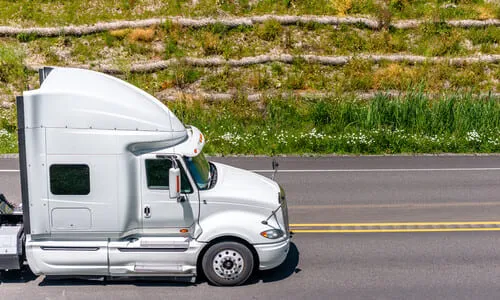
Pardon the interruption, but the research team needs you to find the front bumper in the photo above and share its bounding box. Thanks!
[255,238,290,270]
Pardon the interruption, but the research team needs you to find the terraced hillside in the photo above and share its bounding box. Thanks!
[1,0,500,154]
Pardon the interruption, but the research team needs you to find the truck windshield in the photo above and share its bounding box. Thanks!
[184,152,210,190]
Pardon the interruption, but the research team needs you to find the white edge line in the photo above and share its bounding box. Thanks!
[252,168,500,173]
[2,168,500,173]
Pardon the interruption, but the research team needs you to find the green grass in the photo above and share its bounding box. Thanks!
[166,93,500,154]
[0,42,25,84]
[1,91,500,154]
[0,131,17,154]
[0,106,17,154]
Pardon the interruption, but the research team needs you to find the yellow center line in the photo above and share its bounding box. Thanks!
[290,221,500,227]
[289,202,500,209]
[292,228,500,233]
[289,221,500,233]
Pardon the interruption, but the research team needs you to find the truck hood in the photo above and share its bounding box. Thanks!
[200,162,280,209]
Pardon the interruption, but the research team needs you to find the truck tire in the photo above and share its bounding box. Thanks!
[202,241,254,286]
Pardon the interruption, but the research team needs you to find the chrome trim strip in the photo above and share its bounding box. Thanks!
[118,248,187,253]
[40,246,99,251]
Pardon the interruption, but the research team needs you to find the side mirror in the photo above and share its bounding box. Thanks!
[169,167,181,199]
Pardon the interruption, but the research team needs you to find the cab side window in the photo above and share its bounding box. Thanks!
[145,159,193,193]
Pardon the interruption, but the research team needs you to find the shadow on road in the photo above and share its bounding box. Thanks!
[39,277,195,287]
[34,242,300,287]
[0,267,38,284]
[251,242,301,284]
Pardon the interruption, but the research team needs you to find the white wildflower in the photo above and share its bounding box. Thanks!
[466,130,481,143]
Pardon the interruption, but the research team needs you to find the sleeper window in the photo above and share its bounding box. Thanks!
[50,164,90,195]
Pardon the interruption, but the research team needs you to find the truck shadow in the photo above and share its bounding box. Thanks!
[250,242,300,284]
[34,242,300,287]
[0,267,38,284]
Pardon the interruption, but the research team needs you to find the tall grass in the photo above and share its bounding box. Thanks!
[339,93,500,135]
[1,93,499,154]
[169,93,500,154]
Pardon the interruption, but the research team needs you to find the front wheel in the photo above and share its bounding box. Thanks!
[202,241,254,286]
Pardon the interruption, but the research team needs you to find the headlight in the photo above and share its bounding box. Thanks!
[260,229,284,239]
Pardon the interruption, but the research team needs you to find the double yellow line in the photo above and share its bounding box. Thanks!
[290,221,500,233]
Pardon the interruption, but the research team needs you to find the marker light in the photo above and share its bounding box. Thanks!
[199,134,203,143]
[260,229,284,239]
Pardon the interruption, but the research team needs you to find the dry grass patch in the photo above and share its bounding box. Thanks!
[201,32,222,55]
[109,29,130,39]
[247,70,273,90]
[476,4,496,20]
[128,28,155,42]
[331,0,353,16]
[372,63,417,90]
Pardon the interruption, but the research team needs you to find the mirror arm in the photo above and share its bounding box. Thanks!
[271,158,279,181]
[170,157,179,168]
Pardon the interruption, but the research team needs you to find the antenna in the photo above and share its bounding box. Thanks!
[271,158,279,181]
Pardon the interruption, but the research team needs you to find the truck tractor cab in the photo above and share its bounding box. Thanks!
[0,67,290,286]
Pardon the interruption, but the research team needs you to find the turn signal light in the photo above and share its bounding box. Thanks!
[180,228,188,233]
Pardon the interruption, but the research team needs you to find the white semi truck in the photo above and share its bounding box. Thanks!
[0,67,290,286]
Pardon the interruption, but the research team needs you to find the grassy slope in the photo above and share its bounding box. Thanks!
[0,0,500,154]
[3,22,499,96]
[1,0,499,26]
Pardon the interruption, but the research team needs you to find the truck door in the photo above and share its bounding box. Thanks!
[140,155,199,232]
[108,155,200,276]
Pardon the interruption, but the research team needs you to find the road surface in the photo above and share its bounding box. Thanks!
[2,155,500,299]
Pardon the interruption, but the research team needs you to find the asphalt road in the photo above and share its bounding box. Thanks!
[2,155,500,299]
[210,156,500,223]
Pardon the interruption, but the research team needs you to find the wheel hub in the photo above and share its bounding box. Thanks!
[212,249,245,280]
[223,260,234,269]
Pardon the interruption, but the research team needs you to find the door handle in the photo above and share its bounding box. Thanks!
[144,205,151,218]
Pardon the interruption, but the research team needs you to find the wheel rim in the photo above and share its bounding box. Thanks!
[212,249,245,281]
